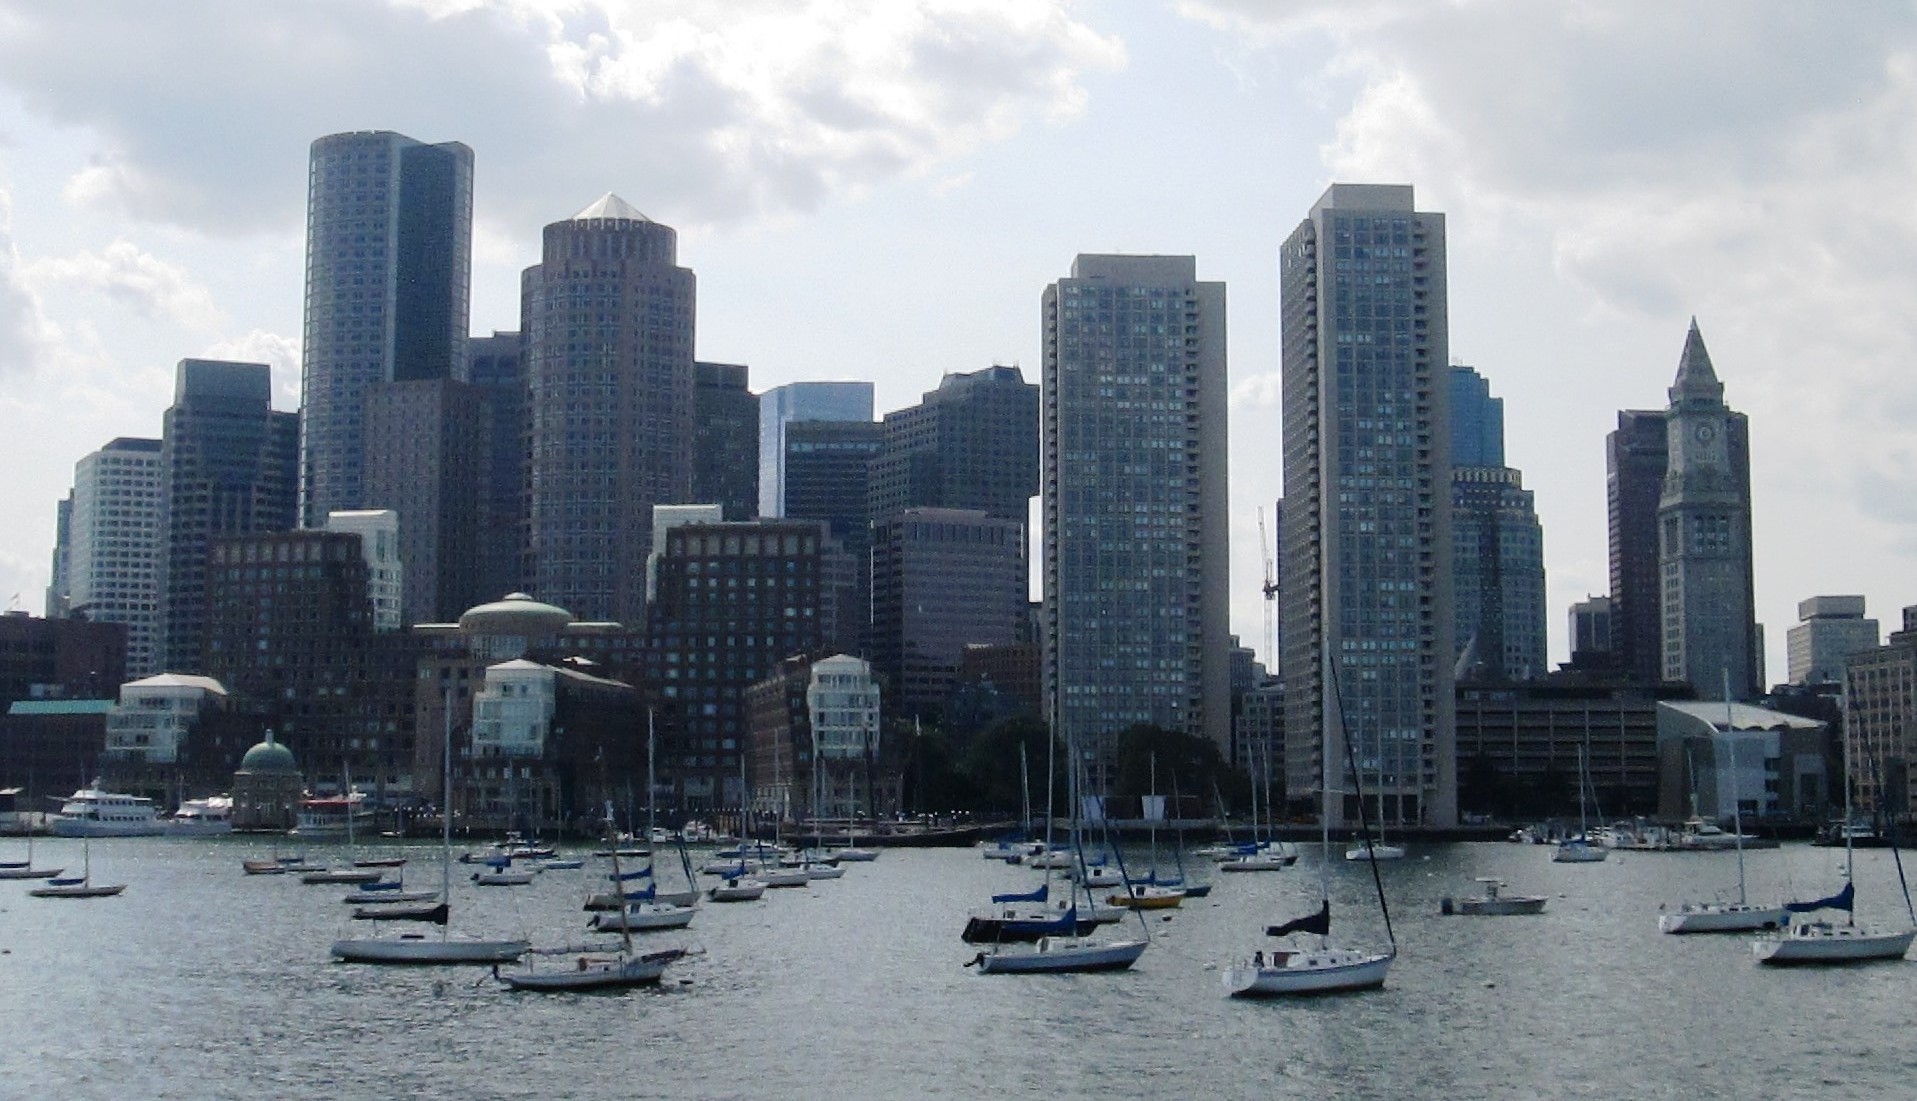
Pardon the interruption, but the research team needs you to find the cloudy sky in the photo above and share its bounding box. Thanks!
[2,0,1914,680]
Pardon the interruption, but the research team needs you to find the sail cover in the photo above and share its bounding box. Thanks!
[1266,899,1331,938]
[1784,882,1855,914]
[610,865,652,881]
[992,882,1048,904]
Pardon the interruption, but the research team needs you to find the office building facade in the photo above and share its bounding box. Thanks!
[299,130,473,525]
[468,331,528,600]
[524,194,696,626]
[1448,365,1545,683]
[1042,254,1231,784]
[871,508,1026,718]
[693,361,760,521]
[757,381,873,519]
[1278,184,1457,827]
[64,438,164,677]
[362,377,489,624]
[1787,595,1879,687]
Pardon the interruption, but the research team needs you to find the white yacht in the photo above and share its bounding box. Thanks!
[51,786,162,837]
[165,795,235,836]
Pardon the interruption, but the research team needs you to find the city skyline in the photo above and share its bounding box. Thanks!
[2,4,1914,682]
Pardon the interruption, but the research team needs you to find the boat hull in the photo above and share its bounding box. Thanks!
[50,820,161,838]
[332,936,529,964]
[0,865,61,879]
[1224,948,1394,996]
[1552,843,1608,864]
[1456,896,1547,916]
[1658,904,1787,934]
[29,883,126,898]
[499,950,685,991]
[1753,924,1916,965]
[972,937,1147,974]
[1344,845,1407,862]
[588,905,696,932]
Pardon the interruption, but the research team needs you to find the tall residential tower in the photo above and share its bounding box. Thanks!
[1278,184,1456,828]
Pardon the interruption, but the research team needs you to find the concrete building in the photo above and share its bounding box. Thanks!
[1657,321,1760,700]
[99,673,252,801]
[1843,606,1917,824]
[231,731,302,831]
[1449,365,1546,683]
[646,504,724,602]
[158,359,299,674]
[0,697,114,796]
[1043,254,1231,786]
[693,361,760,521]
[524,194,696,627]
[1568,596,1616,668]
[1787,596,1879,686]
[0,610,126,707]
[299,130,472,525]
[870,508,1026,718]
[46,493,71,619]
[757,381,872,519]
[1655,700,1828,824]
[1455,675,1663,820]
[324,510,404,631]
[361,376,489,624]
[1278,184,1456,828]
[63,438,164,677]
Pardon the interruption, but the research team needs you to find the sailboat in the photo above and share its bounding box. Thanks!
[1660,683,1787,933]
[1754,716,1917,965]
[1342,716,1406,862]
[499,799,696,992]
[1224,652,1394,997]
[707,735,766,903]
[1552,744,1608,864]
[1107,755,1185,910]
[331,691,530,963]
[301,767,385,884]
[29,840,124,898]
[1219,740,1295,872]
[0,831,62,880]
[589,712,697,932]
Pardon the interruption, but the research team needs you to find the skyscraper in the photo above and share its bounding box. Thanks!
[1657,321,1759,699]
[1042,254,1230,782]
[757,382,872,519]
[468,331,528,600]
[1787,596,1879,687]
[693,361,759,521]
[299,130,473,525]
[361,377,488,624]
[158,359,299,674]
[1278,184,1456,828]
[870,507,1026,717]
[870,365,1040,524]
[64,438,164,677]
[524,194,696,626]
[1449,365,1546,683]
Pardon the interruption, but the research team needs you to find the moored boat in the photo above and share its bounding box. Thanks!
[50,785,161,838]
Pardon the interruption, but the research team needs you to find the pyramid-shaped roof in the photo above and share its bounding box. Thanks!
[569,192,651,222]
[1669,317,1724,403]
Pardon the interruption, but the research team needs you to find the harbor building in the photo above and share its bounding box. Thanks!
[1042,254,1231,787]
[1454,675,1664,821]
[158,359,299,674]
[1655,700,1828,825]
[99,673,251,803]
[299,130,472,525]
[1278,184,1457,828]
[524,194,696,627]
[0,610,126,707]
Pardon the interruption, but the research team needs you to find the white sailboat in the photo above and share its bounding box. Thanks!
[1552,744,1608,864]
[1342,714,1406,862]
[332,692,530,964]
[0,831,62,880]
[706,736,766,903]
[29,840,124,899]
[590,712,696,932]
[1661,681,1787,933]
[1754,711,1916,965]
[499,799,695,992]
[1224,652,1394,997]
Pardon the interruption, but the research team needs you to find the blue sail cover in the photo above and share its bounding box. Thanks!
[610,865,652,882]
[992,882,1048,904]
[623,884,656,902]
[1784,882,1856,914]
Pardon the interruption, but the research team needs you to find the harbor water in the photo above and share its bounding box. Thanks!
[2,836,1913,1099]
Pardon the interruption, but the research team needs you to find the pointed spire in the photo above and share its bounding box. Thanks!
[1669,317,1724,404]
[569,193,651,223]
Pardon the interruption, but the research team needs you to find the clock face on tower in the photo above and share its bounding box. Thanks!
[1694,423,1717,443]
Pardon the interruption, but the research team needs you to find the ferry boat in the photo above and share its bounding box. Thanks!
[165,795,235,836]
[293,792,374,840]
[50,786,162,837]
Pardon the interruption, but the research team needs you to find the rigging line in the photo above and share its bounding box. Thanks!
[1867,748,1917,926]
[1327,656,1397,951]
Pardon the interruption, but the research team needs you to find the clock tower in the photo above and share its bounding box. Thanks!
[1656,320,1758,699]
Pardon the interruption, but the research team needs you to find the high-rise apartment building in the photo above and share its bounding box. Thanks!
[1449,365,1546,683]
[1787,596,1879,686]
[45,494,72,619]
[299,130,473,525]
[1656,321,1759,700]
[1042,254,1230,783]
[64,438,164,677]
[524,194,696,626]
[757,382,872,519]
[158,359,299,674]
[693,361,759,521]
[1278,184,1456,828]
[324,510,404,631]
[871,508,1026,717]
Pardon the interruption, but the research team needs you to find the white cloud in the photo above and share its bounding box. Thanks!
[0,185,58,381]
[27,239,227,331]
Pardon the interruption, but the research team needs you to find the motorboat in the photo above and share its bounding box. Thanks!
[293,792,373,840]
[50,786,161,837]
[165,795,234,836]
[1446,878,1547,916]
[1344,840,1407,862]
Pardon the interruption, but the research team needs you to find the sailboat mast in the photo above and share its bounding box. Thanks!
[1723,669,1747,906]
[1319,649,1332,905]
[1843,688,1856,926]
[646,710,657,847]
[441,687,453,909]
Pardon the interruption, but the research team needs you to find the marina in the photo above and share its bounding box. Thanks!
[2,834,1911,1098]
